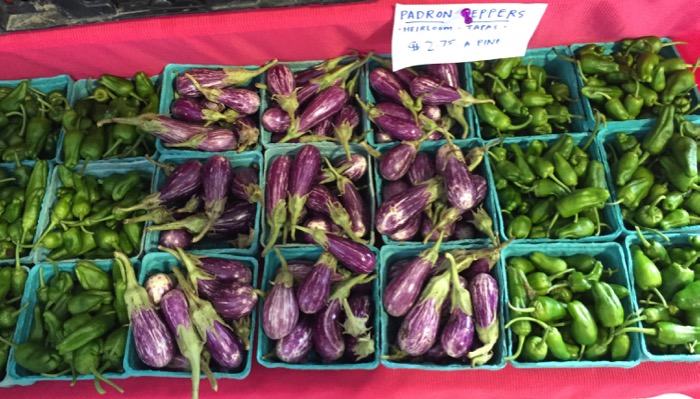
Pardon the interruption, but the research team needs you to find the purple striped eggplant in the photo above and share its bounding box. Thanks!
[165,128,238,152]
[410,76,494,107]
[267,64,299,116]
[325,159,369,240]
[184,73,260,115]
[233,116,259,152]
[262,108,291,133]
[357,99,422,142]
[440,254,475,358]
[115,253,174,368]
[119,160,202,213]
[187,155,232,242]
[297,226,376,274]
[382,180,410,202]
[145,273,174,306]
[472,174,488,205]
[383,235,443,317]
[294,54,354,85]
[397,270,451,356]
[206,202,256,238]
[96,113,210,144]
[332,104,360,160]
[301,214,341,244]
[263,249,299,339]
[394,67,418,86]
[426,64,460,88]
[453,220,476,241]
[461,257,490,281]
[313,299,344,361]
[369,67,419,116]
[279,85,348,143]
[421,104,442,121]
[345,293,372,337]
[424,341,449,363]
[175,61,278,97]
[388,214,421,242]
[276,316,313,363]
[310,118,333,137]
[305,185,360,243]
[435,143,465,176]
[375,102,414,122]
[375,178,443,235]
[466,273,499,365]
[297,252,337,314]
[317,154,367,184]
[294,57,366,105]
[169,250,253,285]
[374,131,394,143]
[171,97,238,124]
[324,274,375,343]
[159,229,193,250]
[379,142,419,182]
[160,288,204,399]
[388,258,414,282]
[262,155,291,255]
[202,100,226,112]
[408,152,435,185]
[156,247,226,298]
[288,145,322,239]
[445,156,478,210]
[210,281,258,320]
[230,166,263,204]
[288,260,344,284]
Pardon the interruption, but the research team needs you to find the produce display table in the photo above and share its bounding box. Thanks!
[1,0,700,398]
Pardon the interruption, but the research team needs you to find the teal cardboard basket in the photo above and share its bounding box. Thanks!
[0,265,30,388]
[158,63,263,154]
[59,75,161,164]
[7,261,130,386]
[374,138,498,246]
[33,158,155,264]
[624,232,700,362]
[261,143,376,248]
[257,245,380,370]
[379,242,506,370]
[487,132,623,243]
[125,251,258,379]
[0,160,53,266]
[597,125,700,235]
[0,75,74,163]
[143,150,263,256]
[501,241,642,368]
[569,38,700,131]
[362,55,475,145]
[468,46,587,139]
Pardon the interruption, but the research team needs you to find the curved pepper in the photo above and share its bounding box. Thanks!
[567,300,598,345]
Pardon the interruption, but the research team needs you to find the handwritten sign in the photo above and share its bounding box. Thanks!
[391,3,548,70]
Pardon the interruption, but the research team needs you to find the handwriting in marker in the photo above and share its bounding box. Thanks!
[461,8,473,24]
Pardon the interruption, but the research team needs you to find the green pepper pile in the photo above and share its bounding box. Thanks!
[13,260,127,393]
[62,72,159,167]
[0,81,69,161]
[0,160,48,261]
[0,264,27,376]
[34,165,148,260]
[504,252,633,362]
[606,109,700,230]
[471,56,581,139]
[565,36,699,121]
[491,133,612,239]
[619,232,700,355]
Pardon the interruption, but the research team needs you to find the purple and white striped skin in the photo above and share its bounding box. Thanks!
[388,258,414,282]
[472,174,488,205]
[408,152,435,185]
[276,317,314,363]
[191,155,233,242]
[267,64,299,116]
[316,154,367,184]
[206,320,243,368]
[297,86,348,132]
[332,104,360,160]
[160,289,204,399]
[233,116,259,152]
[440,254,475,358]
[394,68,418,86]
[288,260,344,284]
[230,166,263,204]
[421,105,442,123]
[375,178,443,235]
[297,226,376,274]
[369,68,418,116]
[426,64,460,89]
[197,257,253,285]
[375,102,414,122]
[305,185,358,242]
[383,235,444,317]
[311,118,333,137]
[175,61,278,97]
[263,250,299,339]
[159,229,193,250]
[373,131,394,143]
[121,160,202,212]
[171,97,237,124]
[193,84,261,116]
[262,108,292,133]
[410,76,494,107]
[466,273,499,362]
[387,215,421,242]
[445,156,479,211]
[207,202,256,238]
[210,281,258,320]
[461,258,490,281]
[397,270,451,356]
[96,113,211,144]
[263,155,291,255]
[201,100,225,113]
[301,214,341,244]
[382,180,411,202]
[380,143,418,181]
[325,158,369,240]
[297,252,337,314]
[116,253,175,368]
[295,83,321,105]
[145,273,174,306]
[313,299,345,361]
[165,128,238,152]
[435,143,465,176]
[288,145,322,239]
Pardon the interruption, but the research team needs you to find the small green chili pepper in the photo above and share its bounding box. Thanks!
[568,300,599,346]
[530,251,568,275]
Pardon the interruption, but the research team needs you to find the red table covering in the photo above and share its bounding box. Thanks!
[1,1,700,398]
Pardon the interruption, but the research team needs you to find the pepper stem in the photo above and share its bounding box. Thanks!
[504,316,549,330]
[91,368,124,394]
[507,301,535,313]
[503,335,526,361]
[651,287,668,307]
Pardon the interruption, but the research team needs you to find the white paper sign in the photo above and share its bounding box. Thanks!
[391,3,548,70]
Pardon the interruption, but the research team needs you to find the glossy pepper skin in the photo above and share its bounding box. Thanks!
[568,300,598,346]
[591,281,624,328]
